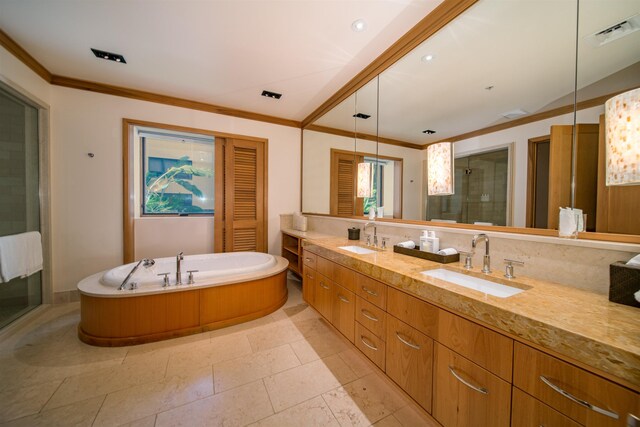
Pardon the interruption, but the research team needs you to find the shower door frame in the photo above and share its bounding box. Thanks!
[0,76,52,306]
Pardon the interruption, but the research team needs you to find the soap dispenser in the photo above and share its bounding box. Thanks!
[420,230,431,252]
[428,231,440,253]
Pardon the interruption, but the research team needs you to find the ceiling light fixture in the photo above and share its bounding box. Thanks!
[261,90,282,99]
[422,129,436,134]
[91,48,126,64]
[351,19,367,32]
[421,54,435,62]
[605,87,640,186]
[357,162,372,198]
[427,142,454,196]
[353,113,371,119]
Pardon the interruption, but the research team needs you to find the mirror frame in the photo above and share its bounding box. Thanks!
[300,0,640,245]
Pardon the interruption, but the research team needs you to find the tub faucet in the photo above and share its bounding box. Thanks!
[472,233,491,274]
[364,222,377,247]
[118,258,155,290]
[176,252,184,285]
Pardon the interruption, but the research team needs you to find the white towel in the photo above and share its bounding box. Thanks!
[397,241,416,249]
[0,231,43,283]
[437,248,458,256]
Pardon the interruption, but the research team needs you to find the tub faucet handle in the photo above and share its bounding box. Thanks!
[187,270,198,285]
[158,272,171,287]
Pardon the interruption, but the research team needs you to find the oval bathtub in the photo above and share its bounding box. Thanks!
[77,252,288,346]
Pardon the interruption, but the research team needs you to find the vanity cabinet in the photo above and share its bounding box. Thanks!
[355,273,387,309]
[514,343,640,426]
[355,296,386,339]
[511,387,581,427]
[302,265,316,306]
[281,232,303,275]
[314,274,333,321]
[332,283,355,343]
[433,342,511,427]
[386,314,434,413]
[355,321,386,370]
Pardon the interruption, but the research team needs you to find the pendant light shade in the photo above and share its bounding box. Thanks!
[427,142,454,195]
[605,87,640,186]
[357,162,372,198]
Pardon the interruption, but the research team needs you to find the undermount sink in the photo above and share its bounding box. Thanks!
[421,268,525,298]
[339,245,376,255]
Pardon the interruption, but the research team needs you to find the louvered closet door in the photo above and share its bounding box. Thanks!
[214,138,267,253]
[330,150,364,216]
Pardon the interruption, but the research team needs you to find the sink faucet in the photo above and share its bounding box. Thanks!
[472,233,491,273]
[118,258,155,290]
[176,252,184,285]
[364,222,378,247]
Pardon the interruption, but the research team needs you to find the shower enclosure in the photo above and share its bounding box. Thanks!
[0,83,42,329]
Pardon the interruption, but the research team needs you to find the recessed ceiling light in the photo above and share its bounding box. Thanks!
[261,90,282,100]
[485,85,494,91]
[351,19,367,32]
[353,113,371,119]
[422,129,436,134]
[421,54,435,62]
[502,109,528,119]
[91,48,126,64]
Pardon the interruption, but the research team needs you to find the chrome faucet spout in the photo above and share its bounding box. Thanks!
[176,252,184,285]
[118,258,155,290]
[471,234,491,274]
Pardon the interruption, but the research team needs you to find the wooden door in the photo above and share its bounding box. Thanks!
[330,149,364,216]
[215,138,267,252]
[332,284,355,343]
[314,274,333,320]
[386,314,434,413]
[433,342,511,427]
[596,114,640,234]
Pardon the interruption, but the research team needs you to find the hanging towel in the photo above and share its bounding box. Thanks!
[0,231,43,283]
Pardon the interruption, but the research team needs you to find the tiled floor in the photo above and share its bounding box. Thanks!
[0,276,437,426]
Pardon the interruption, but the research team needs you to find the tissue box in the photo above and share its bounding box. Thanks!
[609,262,640,308]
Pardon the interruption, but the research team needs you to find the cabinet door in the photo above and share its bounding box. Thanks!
[314,274,333,321]
[332,284,355,343]
[303,267,316,306]
[514,343,640,427]
[433,342,511,427]
[512,387,581,427]
[386,314,434,413]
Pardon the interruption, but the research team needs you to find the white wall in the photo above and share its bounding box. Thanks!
[302,129,422,218]
[454,106,603,227]
[49,86,300,292]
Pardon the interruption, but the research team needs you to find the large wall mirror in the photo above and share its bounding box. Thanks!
[302,0,640,240]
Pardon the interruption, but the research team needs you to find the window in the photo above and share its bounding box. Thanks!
[363,157,384,215]
[140,128,215,215]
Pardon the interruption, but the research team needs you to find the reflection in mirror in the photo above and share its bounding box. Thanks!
[302,0,640,238]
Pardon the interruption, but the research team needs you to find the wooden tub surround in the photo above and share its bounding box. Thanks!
[78,257,288,346]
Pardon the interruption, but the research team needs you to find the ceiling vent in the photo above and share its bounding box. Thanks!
[353,113,371,119]
[422,129,436,134]
[91,48,126,63]
[261,90,282,99]
[502,109,528,120]
[586,14,640,47]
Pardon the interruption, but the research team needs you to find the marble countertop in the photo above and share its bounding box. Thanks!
[302,236,640,390]
[281,228,334,240]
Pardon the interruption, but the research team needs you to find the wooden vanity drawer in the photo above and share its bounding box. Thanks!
[332,283,355,343]
[355,273,387,309]
[437,309,513,382]
[302,250,317,270]
[512,387,581,427]
[433,342,511,427]
[355,322,385,370]
[355,296,386,340]
[386,287,438,339]
[513,342,640,426]
[316,257,355,292]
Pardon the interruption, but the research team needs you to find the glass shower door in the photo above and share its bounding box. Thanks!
[0,85,41,329]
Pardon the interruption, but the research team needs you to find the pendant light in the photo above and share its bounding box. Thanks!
[357,161,372,198]
[605,87,640,186]
[427,142,454,196]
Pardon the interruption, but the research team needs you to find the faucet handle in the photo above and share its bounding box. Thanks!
[187,270,198,285]
[366,235,371,246]
[503,259,524,279]
[459,251,473,270]
[381,237,389,250]
[158,272,171,287]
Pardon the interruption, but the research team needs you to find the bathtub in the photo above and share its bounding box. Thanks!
[77,252,289,346]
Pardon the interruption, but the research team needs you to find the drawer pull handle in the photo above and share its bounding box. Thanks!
[361,309,379,322]
[360,335,378,351]
[305,258,313,262]
[338,295,350,303]
[319,281,330,290]
[539,376,619,420]
[449,366,488,395]
[395,332,420,350]
[362,286,378,297]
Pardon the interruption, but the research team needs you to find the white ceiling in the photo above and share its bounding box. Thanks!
[0,0,444,122]
[315,0,640,144]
